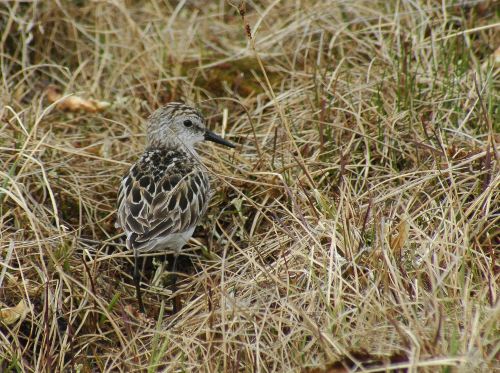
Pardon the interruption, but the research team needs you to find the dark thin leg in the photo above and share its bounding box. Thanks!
[171,253,180,313]
[134,250,145,313]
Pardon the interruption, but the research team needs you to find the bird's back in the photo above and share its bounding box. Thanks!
[117,147,210,252]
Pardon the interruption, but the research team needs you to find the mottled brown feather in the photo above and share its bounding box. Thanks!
[116,148,210,251]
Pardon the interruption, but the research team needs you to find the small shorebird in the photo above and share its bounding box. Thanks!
[116,103,235,313]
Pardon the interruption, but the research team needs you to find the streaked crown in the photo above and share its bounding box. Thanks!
[147,102,206,149]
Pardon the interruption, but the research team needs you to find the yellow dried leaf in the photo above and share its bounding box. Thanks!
[494,46,500,65]
[89,98,111,110]
[7,276,41,296]
[45,85,110,113]
[45,85,62,102]
[390,219,410,253]
[0,300,28,325]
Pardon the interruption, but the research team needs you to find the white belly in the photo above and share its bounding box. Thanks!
[140,227,195,254]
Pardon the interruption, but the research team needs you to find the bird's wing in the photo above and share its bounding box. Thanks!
[117,164,210,251]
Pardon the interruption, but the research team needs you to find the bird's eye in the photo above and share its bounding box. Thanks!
[183,120,193,127]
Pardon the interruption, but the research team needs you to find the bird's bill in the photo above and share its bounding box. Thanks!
[204,130,236,148]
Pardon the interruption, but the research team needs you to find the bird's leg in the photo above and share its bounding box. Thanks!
[134,249,145,313]
[171,252,180,313]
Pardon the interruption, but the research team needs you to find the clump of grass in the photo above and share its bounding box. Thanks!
[0,1,498,372]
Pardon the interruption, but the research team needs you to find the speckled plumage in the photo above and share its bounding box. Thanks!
[117,147,210,252]
[116,102,235,312]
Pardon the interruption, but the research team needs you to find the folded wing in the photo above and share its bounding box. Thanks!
[117,164,209,252]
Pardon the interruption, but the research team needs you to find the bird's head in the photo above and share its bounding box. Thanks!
[147,102,235,151]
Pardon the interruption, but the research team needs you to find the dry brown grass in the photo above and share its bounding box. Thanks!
[0,1,498,372]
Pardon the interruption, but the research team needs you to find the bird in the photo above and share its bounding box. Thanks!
[116,102,235,313]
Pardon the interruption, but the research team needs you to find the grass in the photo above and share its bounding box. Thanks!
[0,0,498,372]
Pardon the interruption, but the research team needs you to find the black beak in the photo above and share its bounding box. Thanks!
[204,130,236,148]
